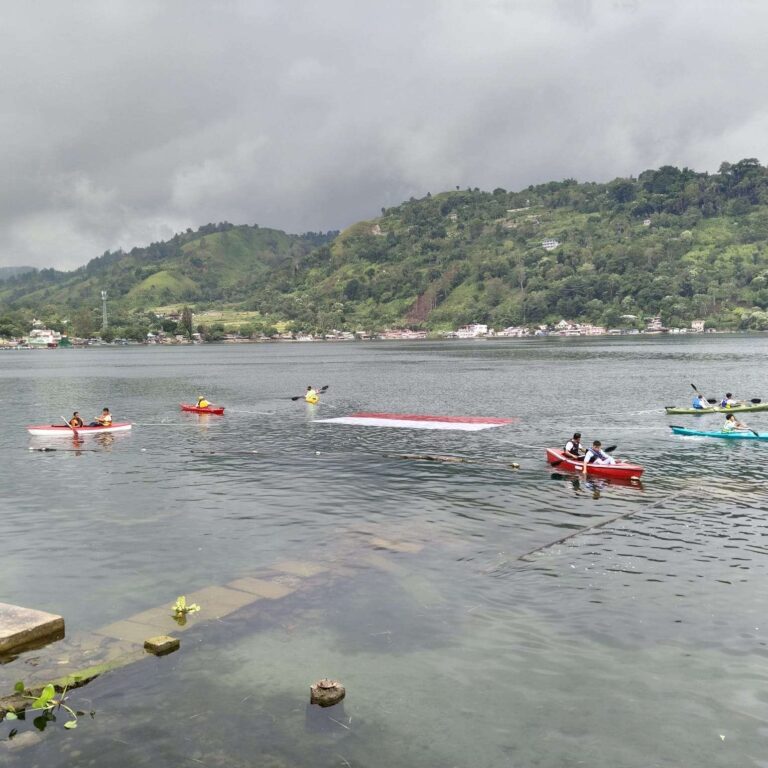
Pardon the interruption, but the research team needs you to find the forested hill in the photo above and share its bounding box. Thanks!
[3,158,768,338]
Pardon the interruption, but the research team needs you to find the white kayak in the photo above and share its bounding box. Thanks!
[27,422,133,436]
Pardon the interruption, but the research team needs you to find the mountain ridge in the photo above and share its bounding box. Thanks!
[3,158,768,338]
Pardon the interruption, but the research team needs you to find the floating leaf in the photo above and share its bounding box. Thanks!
[4,712,17,721]
[64,720,77,729]
[32,684,55,709]
[33,714,49,731]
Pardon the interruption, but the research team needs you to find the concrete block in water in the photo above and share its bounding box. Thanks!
[0,602,64,655]
[368,536,424,554]
[226,577,297,600]
[185,586,260,617]
[272,560,328,578]
[144,635,180,656]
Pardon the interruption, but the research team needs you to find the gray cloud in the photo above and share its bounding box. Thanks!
[2,0,768,269]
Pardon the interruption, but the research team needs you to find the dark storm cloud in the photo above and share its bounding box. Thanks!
[2,0,767,269]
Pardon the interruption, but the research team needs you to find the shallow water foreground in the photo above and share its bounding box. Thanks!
[2,336,768,767]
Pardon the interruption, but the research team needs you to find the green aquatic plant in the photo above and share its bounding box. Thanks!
[5,681,85,730]
[172,595,200,617]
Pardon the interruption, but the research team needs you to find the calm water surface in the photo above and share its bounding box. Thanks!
[2,336,768,767]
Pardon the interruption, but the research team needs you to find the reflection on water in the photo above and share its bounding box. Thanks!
[2,336,768,767]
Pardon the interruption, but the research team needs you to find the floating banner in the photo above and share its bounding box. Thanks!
[314,412,517,431]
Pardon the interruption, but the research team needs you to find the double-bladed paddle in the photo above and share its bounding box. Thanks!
[691,382,762,406]
[291,385,329,401]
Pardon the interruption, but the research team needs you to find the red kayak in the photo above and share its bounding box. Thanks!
[180,403,225,415]
[545,448,643,480]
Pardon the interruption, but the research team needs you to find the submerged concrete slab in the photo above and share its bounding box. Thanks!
[95,619,169,645]
[0,602,64,655]
[185,585,259,618]
[272,560,328,578]
[368,536,424,554]
[226,577,296,600]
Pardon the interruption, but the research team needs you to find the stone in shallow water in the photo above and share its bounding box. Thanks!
[144,635,180,656]
[0,602,64,655]
[310,678,346,707]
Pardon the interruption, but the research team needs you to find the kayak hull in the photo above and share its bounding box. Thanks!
[27,423,133,436]
[670,426,768,440]
[180,404,225,415]
[665,403,768,415]
[545,448,644,480]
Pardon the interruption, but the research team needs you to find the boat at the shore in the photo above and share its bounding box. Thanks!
[27,423,133,436]
[180,403,225,415]
[670,425,768,440]
[665,402,768,415]
[545,448,644,480]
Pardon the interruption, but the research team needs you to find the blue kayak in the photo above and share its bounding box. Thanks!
[670,425,768,440]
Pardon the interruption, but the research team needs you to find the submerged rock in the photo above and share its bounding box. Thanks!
[309,678,345,707]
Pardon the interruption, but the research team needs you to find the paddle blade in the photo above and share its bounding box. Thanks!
[690,383,700,393]
[751,399,762,404]
[604,445,617,453]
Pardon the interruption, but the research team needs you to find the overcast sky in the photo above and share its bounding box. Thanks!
[2,0,767,269]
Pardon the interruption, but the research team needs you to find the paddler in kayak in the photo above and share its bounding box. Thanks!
[305,386,319,404]
[88,407,113,427]
[583,441,616,473]
[69,411,84,428]
[692,393,713,410]
[722,413,750,432]
[563,432,584,460]
[196,395,210,408]
[719,392,738,408]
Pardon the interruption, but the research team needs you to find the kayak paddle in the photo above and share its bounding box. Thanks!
[692,383,762,406]
[291,385,329,401]
[62,416,78,438]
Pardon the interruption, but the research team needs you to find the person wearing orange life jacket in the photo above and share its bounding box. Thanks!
[69,411,84,428]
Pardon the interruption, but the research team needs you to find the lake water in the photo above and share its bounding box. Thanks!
[2,336,768,767]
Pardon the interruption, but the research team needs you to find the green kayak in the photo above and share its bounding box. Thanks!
[665,402,768,415]
[671,426,768,440]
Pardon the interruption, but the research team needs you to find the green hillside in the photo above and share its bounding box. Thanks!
[3,159,768,338]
